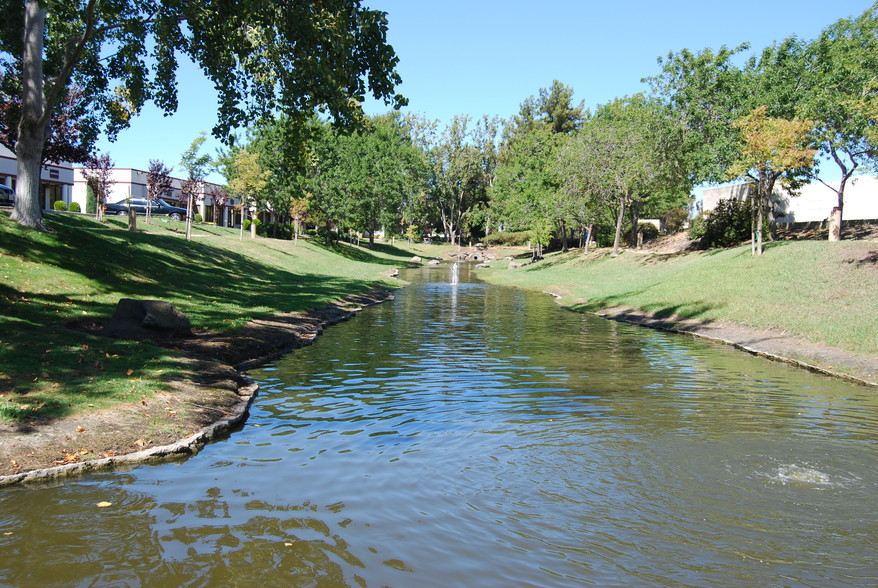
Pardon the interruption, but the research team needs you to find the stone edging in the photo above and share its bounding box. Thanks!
[0,381,258,487]
[547,294,877,388]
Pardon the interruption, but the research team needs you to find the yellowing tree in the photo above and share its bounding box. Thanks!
[228,149,271,239]
[727,106,815,256]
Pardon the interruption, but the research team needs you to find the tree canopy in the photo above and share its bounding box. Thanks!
[2,0,406,230]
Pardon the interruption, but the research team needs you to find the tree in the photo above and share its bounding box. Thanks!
[0,64,97,165]
[207,185,230,227]
[80,153,114,222]
[800,7,878,239]
[727,106,816,256]
[492,81,584,253]
[3,0,405,231]
[560,95,690,256]
[146,159,174,225]
[179,133,212,240]
[426,115,497,246]
[226,149,271,240]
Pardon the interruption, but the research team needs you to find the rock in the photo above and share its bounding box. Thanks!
[508,262,522,269]
[104,299,192,339]
[503,256,514,261]
[475,263,491,269]
[411,256,422,263]
[428,259,441,265]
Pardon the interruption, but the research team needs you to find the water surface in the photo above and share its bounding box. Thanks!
[2,263,876,586]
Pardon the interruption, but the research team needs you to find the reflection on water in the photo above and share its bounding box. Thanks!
[2,262,877,586]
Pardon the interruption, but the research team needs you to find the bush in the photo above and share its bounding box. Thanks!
[688,216,707,241]
[483,231,533,246]
[194,213,203,223]
[68,201,81,213]
[52,201,68,212]
[242,219,251,231]
[638,222,660,241]
[693,197,752,248]
[86,186,96,214]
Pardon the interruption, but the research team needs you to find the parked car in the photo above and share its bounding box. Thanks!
[0,184,14,207]
[104,197,187,221]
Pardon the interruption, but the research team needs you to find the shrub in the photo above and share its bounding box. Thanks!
[688,216,707,241]
[694,197,752,248]
[86,186,96,214]
[663,206,690,233]
[242,219,251,231]
[638,222,660,241]
[194,213,203,223]
[483,231,533,246]
[68,201,81,213]
[52,201,68,211]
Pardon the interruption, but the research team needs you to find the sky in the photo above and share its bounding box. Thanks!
[95,0,875,185]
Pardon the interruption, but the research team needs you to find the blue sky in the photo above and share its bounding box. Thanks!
[96,0,874,184]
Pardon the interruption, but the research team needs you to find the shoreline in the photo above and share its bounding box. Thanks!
[557,299,878,387]
[0,287,394,486]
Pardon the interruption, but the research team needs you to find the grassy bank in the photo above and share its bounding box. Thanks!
[0,212,432,423]
[477,241,878,356]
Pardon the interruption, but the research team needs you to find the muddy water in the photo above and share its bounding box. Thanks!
[2,263,877,586]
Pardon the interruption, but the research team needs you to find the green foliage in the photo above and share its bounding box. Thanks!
[257,222,294,240]
[242,219,251,231]
[52,200,67,211]
[663,206,690,233]
[483,231,533,246]
[696,198,752,248]
[67,201,81,213]
[194,213,203,223]
[638,222,660,241]
[688,216,707,241]
[86,185,96,214]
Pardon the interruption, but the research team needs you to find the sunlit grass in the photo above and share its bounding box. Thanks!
[478,240,878,355]
[0,211,416,422]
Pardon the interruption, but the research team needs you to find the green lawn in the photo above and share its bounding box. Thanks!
[477,240,878,356]
[0,212,421,422]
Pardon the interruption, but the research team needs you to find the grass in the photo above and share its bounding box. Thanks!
[477,240,878,356]
[0,212,423,423]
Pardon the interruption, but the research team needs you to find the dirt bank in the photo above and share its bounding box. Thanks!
[0,287,393,486]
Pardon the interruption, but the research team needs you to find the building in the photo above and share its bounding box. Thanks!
[0,145,75,209]
[702,176,878,225]
[71,167,240,226]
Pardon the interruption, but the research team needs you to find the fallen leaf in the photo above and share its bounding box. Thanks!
[133,439,145,448]
[102,452,116,458]
[3,532,12,536]
[126,368,134,376]
[96,502,112,508]
[284,542,293,547]
[79,449,89,454]
[76,427,86,432]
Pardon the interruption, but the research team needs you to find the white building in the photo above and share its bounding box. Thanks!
[702,176,878,225]
[0,145,75,209]
[71,167,240,226]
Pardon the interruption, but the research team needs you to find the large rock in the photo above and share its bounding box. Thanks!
[104,299,192,339]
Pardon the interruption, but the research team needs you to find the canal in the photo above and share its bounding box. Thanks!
[2,263,877,586]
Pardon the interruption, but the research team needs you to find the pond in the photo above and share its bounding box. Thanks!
[2,263,877,586]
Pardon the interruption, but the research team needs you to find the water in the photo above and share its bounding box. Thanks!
[2,263,877,586]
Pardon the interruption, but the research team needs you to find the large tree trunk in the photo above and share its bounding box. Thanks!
[612,195,626,257]
[560,219,569,252]
[629,199,641,247]
[11,2,51,231]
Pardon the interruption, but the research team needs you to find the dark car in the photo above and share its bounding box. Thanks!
[104,197,187,220]
[0,184,14,207]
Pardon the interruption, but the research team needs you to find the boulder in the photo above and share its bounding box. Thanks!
[411,256,422,263]
[104,299,192,339]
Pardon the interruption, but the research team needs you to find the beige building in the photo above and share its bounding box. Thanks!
[702,176,878,224]
[0,145,75,209]
[71,167,240,226]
